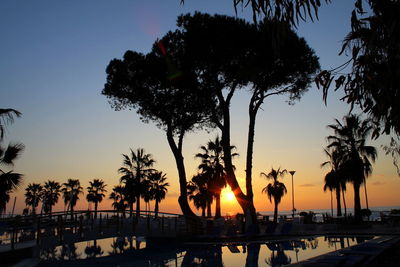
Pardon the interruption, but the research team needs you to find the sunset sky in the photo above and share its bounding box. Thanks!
[1,0,399,216]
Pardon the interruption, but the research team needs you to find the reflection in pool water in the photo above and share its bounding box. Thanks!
[40,235,374,266]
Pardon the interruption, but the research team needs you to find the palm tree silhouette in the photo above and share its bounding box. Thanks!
[187,173,213,217]
[42,180,61,216]
[119,148,155,218]
[148,171,169,218]
[0,108,21,140]
[321,148,347,216]
[195,136,238,218]
[62,179,83,220]
[86,179,107,219]
[24,183,43,215]
[260,168,287,223]
[0,109,24,216]
[327,115,377,222]
[109,185,127,218]
[0,142,24,216]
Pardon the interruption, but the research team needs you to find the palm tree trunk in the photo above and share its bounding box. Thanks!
[94,202,98,219]
[215,190,221,218]
[330,191,333,216]
[154,200,159,218]
[207,201,212,217]
[273,199,278,224]
[353,183,362,222]
[342,188,347,216]
[363,178,369,210]
[136,195,140,219]
[70,205,74,221]
[335,187,342,216]
[201,207,205,217]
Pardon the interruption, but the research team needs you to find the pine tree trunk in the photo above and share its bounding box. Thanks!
[166,125,197,219]
[218,90,259,234]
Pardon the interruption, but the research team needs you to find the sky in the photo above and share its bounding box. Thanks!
[1,0,399,216]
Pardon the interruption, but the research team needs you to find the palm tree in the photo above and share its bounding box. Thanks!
[195,136,238,218]
[0,142,24,216]
[62,179,83,220]
[260,168,287,224]
[321,148,347,217]
[187,173,213,217]
[0,109,24,216]
[327,115,377,222]
[148,171,169,218]
[25,183,43,215]
[118,148,155,218]
[0,108,21,140]
[109,185,127,218]
[323,171,335,217]
[86,179,107,219]
[42,180,61,216]
[142,179,153,215]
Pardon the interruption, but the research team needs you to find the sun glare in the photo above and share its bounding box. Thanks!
[223,190,235,202]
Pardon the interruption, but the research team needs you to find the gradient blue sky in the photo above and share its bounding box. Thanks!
[1,0,399,215]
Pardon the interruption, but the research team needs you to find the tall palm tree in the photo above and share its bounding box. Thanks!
[119,148,155,218]
[321,148,347,217]
[109,185,127,218]
[25,183,43,215]
[260,168,287,223]
[148,171,169,218]
[62,179,83,220]
[86,179,107,219]
[42,180,61,216]
[187,173,213,217]
[195,136,238,218]
[327,114,377,222]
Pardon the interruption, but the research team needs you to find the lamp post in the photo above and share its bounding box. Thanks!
[289,171,296,219]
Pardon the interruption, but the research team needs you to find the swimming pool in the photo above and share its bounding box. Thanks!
[38,235,375,266]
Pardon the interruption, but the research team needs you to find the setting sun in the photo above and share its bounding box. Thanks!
[222,189,235,202]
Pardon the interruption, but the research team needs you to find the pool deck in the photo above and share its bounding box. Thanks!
[290,236,400,267]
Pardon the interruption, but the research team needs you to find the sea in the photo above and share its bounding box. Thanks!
[258,206,400,222]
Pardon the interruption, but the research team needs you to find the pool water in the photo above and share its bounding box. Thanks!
[39,235,375,266]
